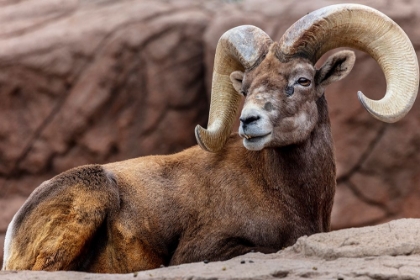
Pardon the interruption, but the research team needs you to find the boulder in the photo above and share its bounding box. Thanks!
[2,219,420,279]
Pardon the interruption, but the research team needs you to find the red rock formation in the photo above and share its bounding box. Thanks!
[0,0,212,264]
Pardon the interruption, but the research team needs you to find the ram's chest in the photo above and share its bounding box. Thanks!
[234,202,297,247]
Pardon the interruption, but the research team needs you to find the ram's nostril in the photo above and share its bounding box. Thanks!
[240,115,260,125]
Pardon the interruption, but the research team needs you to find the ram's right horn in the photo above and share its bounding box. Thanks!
[278,3,419,123]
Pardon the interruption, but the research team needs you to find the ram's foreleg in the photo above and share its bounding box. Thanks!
[2,165,119,271]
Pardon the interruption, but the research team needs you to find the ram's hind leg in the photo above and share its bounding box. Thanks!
[3,165,119,271]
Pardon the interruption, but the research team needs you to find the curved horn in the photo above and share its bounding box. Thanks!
[195,25,272,152]
[279,4,419,123]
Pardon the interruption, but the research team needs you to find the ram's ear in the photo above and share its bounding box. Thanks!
[230,71,244,94]
[315,50,356,87]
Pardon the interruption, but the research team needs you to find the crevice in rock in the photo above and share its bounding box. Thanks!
[345,180,391,215]
[1,81,78,198]
[0,4,207,64]
[336,122,388,185]
[0,3,79,39]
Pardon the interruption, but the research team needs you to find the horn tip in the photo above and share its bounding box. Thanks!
[195,125,211,152]
[357,91,402,124]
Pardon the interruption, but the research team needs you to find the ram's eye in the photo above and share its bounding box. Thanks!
[297,78,311,87]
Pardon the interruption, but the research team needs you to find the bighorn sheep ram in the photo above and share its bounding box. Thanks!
[2,4,419,273]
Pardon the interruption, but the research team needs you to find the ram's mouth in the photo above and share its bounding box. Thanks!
[243,132,271,142]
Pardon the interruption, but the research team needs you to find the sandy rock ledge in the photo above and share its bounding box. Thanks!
[2,219,420,279]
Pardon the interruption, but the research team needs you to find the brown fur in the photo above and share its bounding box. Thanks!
[2,45,355,273]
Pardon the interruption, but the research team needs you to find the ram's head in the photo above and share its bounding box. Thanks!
[195,4,419,152]
[230,45,355,150]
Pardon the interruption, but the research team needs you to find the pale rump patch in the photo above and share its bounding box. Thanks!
[2,213,17,269]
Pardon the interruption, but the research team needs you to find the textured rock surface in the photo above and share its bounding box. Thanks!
[1,0,420,270]
[0,0,212,195]
[2,219,420,279]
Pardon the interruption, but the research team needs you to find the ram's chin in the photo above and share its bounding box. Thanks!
[242,134,272,151]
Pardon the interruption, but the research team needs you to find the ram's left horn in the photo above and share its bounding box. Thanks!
[195,25,272,152]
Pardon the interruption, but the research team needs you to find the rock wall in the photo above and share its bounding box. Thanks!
[0,0,213,263]
[1,0,420,267]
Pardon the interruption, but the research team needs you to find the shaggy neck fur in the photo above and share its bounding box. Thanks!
[252,95,335,234]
